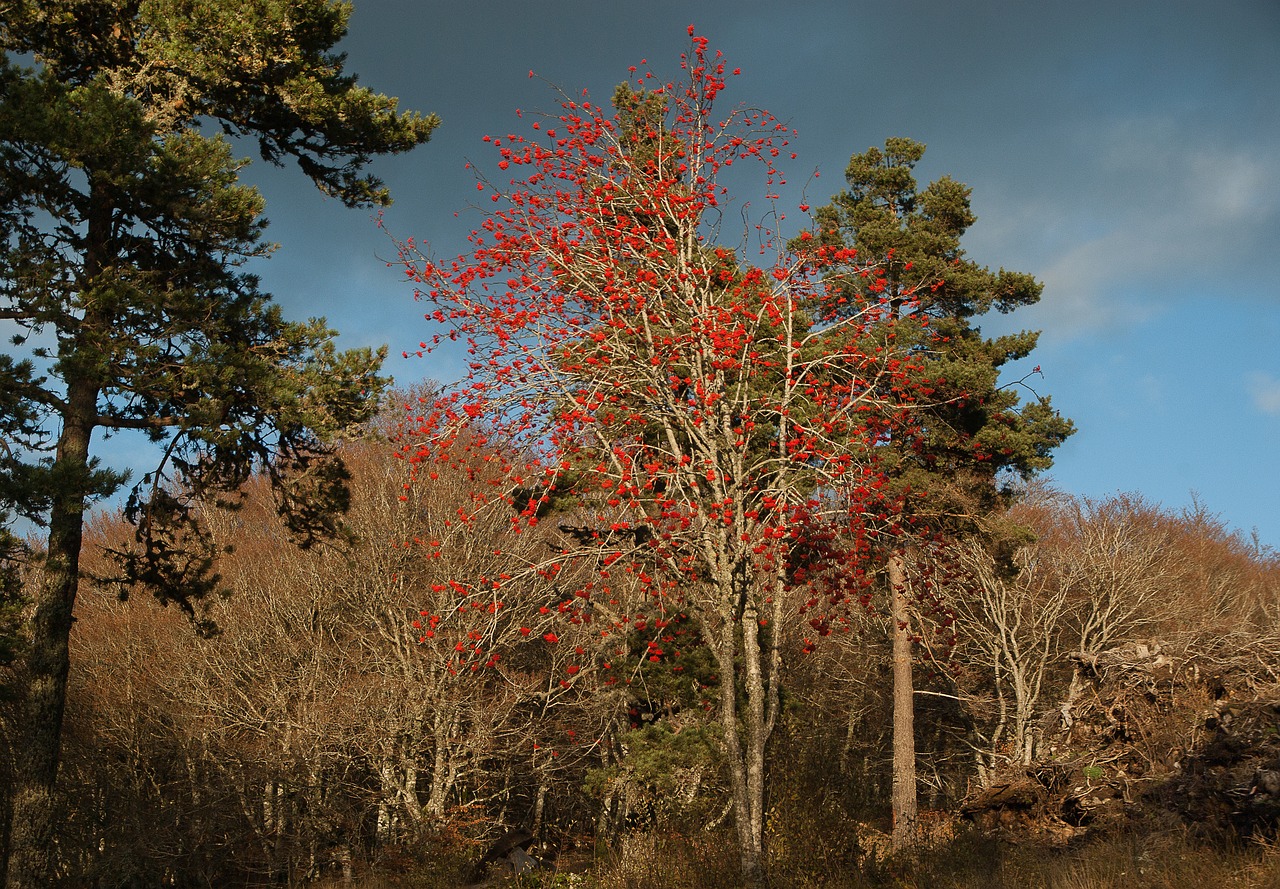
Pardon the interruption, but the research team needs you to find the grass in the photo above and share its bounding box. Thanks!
[312,825,1280,889]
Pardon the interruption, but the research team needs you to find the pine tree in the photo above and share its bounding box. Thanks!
[814,138,1074,846]
[817,138,1073,515]
[0,2,435,884]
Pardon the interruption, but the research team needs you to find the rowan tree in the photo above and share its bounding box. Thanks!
[0,2,435,884]
[397,32,922,887]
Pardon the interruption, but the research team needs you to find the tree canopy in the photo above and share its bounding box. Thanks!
[396,32,927,888]
[814,137,1074,529]
[0,2,435,885]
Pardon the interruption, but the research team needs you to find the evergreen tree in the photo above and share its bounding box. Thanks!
[0,2,435,884]
[816,138,1073,519]
[813,138,1074,845]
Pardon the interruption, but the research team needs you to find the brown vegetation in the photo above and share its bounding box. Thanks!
[2,436,1277,886]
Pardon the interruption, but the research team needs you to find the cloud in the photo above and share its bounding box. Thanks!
[1099,120,1280,229]
[1185,149,1275,225]
[1247,372,1280,416]
[986,119,1280,341]
[1031,236,1158,335]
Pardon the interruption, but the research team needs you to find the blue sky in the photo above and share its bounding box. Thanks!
[235,0,1279,546]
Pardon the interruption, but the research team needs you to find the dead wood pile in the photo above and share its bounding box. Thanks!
[962,637,1280,842]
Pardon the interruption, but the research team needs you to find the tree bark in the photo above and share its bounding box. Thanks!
[739,602,768,888]
[710,599,767,889]
[889,552,918,852]
[5,178,109,889]
[5,376,97,889]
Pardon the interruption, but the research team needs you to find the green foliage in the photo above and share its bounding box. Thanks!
[586,721,726,840]
[0,0,434,605]
[0,530,26,678]
[1,0,438,206]
[0,5,432,883]
[813,138,1074,529]
[618,610,719,715]
[586,722,722,802]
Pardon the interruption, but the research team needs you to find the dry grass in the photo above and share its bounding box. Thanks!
[588,830,744,889]
[588,827,1279,889]
[311,825,1280,889]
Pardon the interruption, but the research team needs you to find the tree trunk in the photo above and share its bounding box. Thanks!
[740,604,769,888]
[531,781,547,836]
[713,584,775,889]
[376,764,399,844]
[423,707,454,818]
[5,373,98,889]
[5,179,115,889]
[889,552,918,852]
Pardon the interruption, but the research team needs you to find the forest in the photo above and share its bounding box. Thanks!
[2,3,1279,888]
[15,426,1280,889]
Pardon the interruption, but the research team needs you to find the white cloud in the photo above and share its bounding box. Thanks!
[985,120,1280,341]
[1187,150,1275,225]
[1247,372,1280,416]
[1092,117,1279,247]
[1031,235,1158,335]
